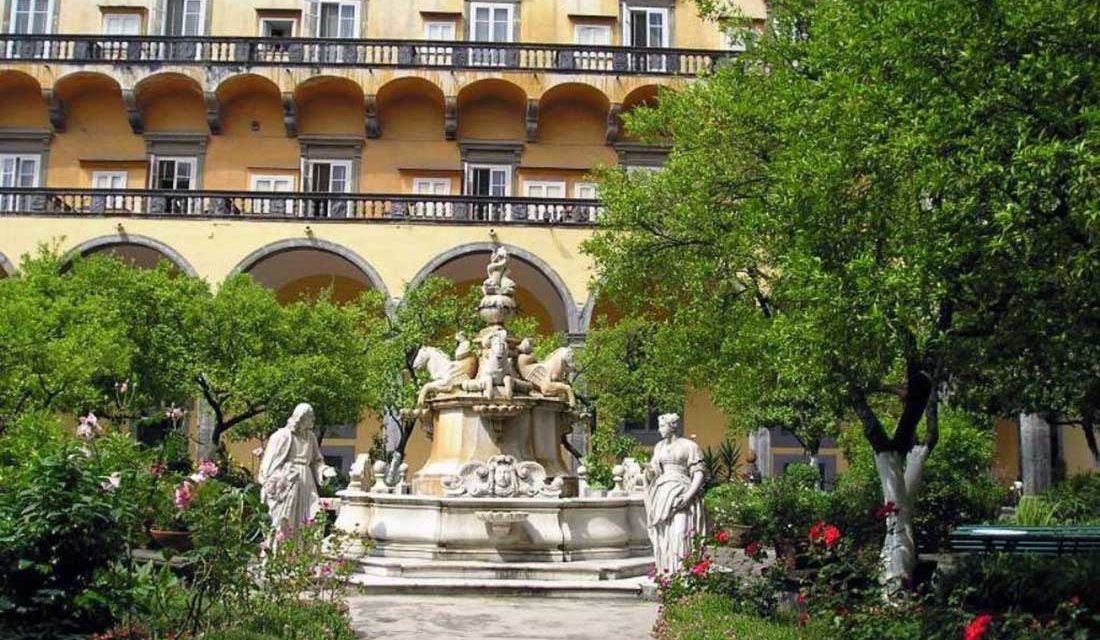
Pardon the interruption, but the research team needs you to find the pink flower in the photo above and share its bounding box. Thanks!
[84,412,98,428]
[964,614,993,640]
[117,381,129,394]
[319,498,332,510]
[76,423,95,440]
[315,563,333,578]
[745,542,761,558]
[197,459,219,478]
[798,612,809,627]
[714,530,730,544]
[166,406,184,421]
[275,528,289,543]
[100,472,121,491]
[149,462,166,477]
[174,482,195,509]
[690,557,712,576]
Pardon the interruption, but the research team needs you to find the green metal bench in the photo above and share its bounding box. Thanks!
[949,525,1100,555]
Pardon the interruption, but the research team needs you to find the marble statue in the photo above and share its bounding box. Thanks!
[515,338,576,406]
[645,413,707,575]
[483,247,516,297]
[414,332,477,405]
[258,403,336,540]
[462,328,516,400]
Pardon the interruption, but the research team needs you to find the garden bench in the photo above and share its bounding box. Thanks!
[949,525,1100,555]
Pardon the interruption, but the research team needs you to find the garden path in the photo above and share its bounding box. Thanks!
[348,594,658,639]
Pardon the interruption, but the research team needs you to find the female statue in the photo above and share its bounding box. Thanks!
[258,403,335,540]
[646,413,707,575]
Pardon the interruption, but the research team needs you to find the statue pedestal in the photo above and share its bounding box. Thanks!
[411,395,578,498]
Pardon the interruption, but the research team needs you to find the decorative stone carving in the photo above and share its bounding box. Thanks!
[414,332,477,405]
[44,89,66,133]
[442,455,563,498]
[462,329,518,400]
[281,92,298,137]
[476,510,529,537]
[620,457,647,494]
[525,99,539,142]
[515,339,576,406]
[204,91,222,135]
[444,96,458,140]
[605,102,622,144]
[477,247,518,326]
[258,403,337,540]
[370,460,391,494]
[122,90,144,134]
[364,94,381,138]
[347,453,371,492]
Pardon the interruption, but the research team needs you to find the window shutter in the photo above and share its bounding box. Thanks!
[305,0,320,37]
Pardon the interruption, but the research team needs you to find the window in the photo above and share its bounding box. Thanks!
[469,3,513,42]
[574,182,598,199]
[9,0,52,34]
[151,156,196,213]
[315,1,358,38]
[163,0,205,36]
[524,180,566,198]
[305,160,351,217]
[0,154,39,211]
[466,164,511,221]
[413,177,451,195]
[424,21,455,40]
[466,164,510,196]
[623,6,670,71]
[250,174,294,215]
[574,24,611,45]
[92,171,128,210]
[260,17,296,38]
[102,13,141,35]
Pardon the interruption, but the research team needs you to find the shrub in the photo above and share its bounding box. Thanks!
[1043,474,1100,524]
[0,414,147,636]
[935,553,1100,619]
[840,410,1005,552]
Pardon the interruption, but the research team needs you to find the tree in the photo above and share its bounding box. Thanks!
[192,275,376,448]
[352,277,480,463]
[584,0,1098,591]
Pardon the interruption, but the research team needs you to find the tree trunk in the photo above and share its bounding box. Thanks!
[875,445,929,594]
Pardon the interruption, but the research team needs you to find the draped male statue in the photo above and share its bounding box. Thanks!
[258,403,335,540]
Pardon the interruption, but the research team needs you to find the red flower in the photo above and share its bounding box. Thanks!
[796,592,806,606]
[745,541,761,557]
[690,557,713,576]
[798,612,809,627]
[874,501,898,519]
[809,521,841,547]
[964,614,993,640]
[1070,595,1080,605]
[714,530,730,544]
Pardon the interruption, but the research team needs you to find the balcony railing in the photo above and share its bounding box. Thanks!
[0,188,602,225]
[0,34,729,76]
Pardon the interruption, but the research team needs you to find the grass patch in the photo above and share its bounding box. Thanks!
[657,593,826,640]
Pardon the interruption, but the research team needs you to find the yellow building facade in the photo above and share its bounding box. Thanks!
[0,0,1089,483]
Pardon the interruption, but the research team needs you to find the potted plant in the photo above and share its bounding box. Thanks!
[146,459,223,551]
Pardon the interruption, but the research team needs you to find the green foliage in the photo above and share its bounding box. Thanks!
[1041,474,1100,525]
[1013,496,1060,526]
[701,438,740,487]
[841,411,1006,551]
[0,414,147,636]
[655,593,828,640]
[936,553,1100,619]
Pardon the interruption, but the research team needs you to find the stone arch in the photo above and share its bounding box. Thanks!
[622,84,661,112]
[0,70,48,129]
[132,72,206,132]
[65,234,198,277]
[408,242,581,335]
[0,251,14,278]
[214,74,283,135]
[456,78,527,140]
[227,238,390,305]
[376,77,445,141]
[536,82,611,148]
[294,75,365,137]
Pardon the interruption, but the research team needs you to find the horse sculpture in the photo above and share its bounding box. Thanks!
[462,329,516,400]
[413,334,477,406]
[515,339,576,407]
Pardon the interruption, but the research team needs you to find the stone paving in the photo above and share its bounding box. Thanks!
[348,594,658,640]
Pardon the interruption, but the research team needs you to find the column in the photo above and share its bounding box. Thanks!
[1019,413,1052,495]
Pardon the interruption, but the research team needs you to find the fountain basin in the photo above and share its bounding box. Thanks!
[335,490,651,563]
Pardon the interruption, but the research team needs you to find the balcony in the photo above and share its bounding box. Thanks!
[0,188,602,225]
[0,34,728,76]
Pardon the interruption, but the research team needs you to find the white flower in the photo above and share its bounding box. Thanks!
[100,472,121,491]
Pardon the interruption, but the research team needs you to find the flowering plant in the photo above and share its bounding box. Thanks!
[147,459,228,532]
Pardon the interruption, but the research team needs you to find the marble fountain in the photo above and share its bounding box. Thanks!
[333,249,654,594]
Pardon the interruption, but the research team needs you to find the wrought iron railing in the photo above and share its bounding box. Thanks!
[0,34,729,76]
[0,188,602,225]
